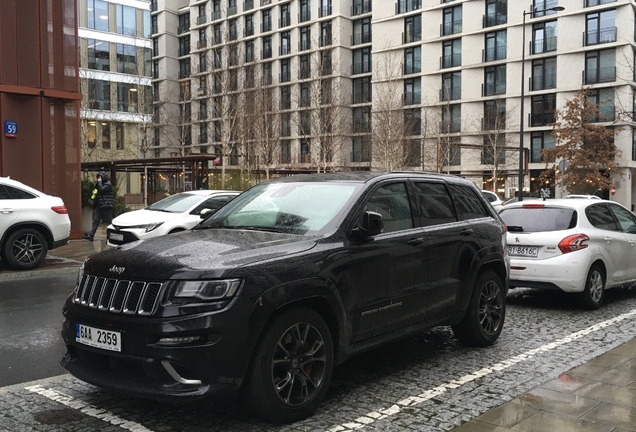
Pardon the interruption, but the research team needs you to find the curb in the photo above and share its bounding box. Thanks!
[0,267,79,282]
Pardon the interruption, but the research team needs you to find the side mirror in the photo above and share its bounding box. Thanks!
[351,211,383,239]
[199,208,216,219]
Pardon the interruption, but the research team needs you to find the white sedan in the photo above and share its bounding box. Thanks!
[106,190,239,246]
[498,198,636,309]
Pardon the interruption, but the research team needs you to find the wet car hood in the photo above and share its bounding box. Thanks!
[83,228,318,280]
[111,208,184,226]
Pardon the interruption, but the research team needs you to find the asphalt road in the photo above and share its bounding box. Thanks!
[0,273,75,387]
[1,277,635,431]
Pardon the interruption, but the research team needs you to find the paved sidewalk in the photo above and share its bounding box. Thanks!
[1,226,635,431]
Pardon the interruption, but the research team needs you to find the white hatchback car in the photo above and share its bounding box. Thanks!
[0,177,71,270]
[498,199,636,309]
[106,190,239,246]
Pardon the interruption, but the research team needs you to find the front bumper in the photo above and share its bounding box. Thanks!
[60,295,258,402]
[508,253,589,293]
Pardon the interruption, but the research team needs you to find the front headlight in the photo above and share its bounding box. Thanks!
[174,279,242,301]
[126,222,164,233]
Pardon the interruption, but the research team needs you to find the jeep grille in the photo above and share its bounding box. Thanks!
[73,275,163,316]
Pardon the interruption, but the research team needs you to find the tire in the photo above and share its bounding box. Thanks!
[452,270,505,347]
[3,228,48,270]
[240,307,334,424]
[579,264,605,310]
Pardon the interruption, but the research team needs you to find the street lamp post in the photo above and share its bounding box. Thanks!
[518,5,564,202]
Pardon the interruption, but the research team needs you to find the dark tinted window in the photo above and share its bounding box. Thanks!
[500,207,577,232]
[0,185,11,200]
[363,183,413,233]
[4,185,36,199]
[607,204,636,234]
[482,191,497,202]
[412,182,457,226]
[448,184,489,220]
[586,204,619,231]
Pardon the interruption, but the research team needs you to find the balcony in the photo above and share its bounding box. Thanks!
[299,39,311,51]
[211,10,221,21]
[262,21,272,32]
[530,73,556,91]
[319,6,332,17]
[440,20,462,36]
[584,27,617,46]
[351,32,372,45]
[321,35,332,47]
[352,62,371,75]
[261,47,272,59]
[177,25,189,34]
[583,67,616,85]
[279,44,291,55]
[244,24,254,37]
[299,10,311,23]
[440,54,461,69]
[197,15,207,25]
[403,61,421,75]
[243,0,253,10]
[403,92,421,106]
[280,71,291,82]
[197,40,207,49]
[179,69,191,79]
[279,15,290,28]
[482,45,506,62]
[402,30,421,44]
[482,13,506,28]
[260,0,271,5]
[228,5,237,16]
[532,37,557,54]
[439,85,461,102]
[395,0,420,15]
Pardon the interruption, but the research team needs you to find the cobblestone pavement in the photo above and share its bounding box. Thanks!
[1,286,636,432]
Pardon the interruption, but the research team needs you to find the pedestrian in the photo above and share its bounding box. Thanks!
[83,170,114,241]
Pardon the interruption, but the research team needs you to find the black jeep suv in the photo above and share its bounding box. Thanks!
[61,172,509,423]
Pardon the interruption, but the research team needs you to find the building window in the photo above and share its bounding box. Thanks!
[228,0,237,16]
[442,39,461,68]
[533,0,560,17]
[101,122,111,149]
[179,35,191,57]
[300,0,311,22]
[533,20,557,54]
[585,49,616,84]
[115,123,125,150]
[213,24,222,44]
[441,71,461,101]
[586,0,616,6]
[116,4,136,35]
[200,122,208,144]
[212,0,221,20]
[88,0,109,31]
[352,0,372,16]
[588,88,615,122]
[353,76,372,104]
[262,8,272,32]
[320,79,332,105]
[280,139,291,163]
[441,105,461,133]
[87,39,110,71]
[531,131,554,163]
[117,83,138,112]
[153,37,159,56]
[443,137,461,165]
[585,10,617,46]
[484,0,507,27]
[531,57,556,90]
[482,135,505,165]
[245,40,254,62]
[280,85,291,109]
[229,45,238,66]
[352,136,371,162]
[633,129,636,161]
[353,18,371,45]
[396,0,421,14]
[299,54,311,79]
[353,47,371,74]
[442,5,462,36]
[116,44,137,74]
[300,26,311,51]
[199,99,208,120]
[320,49,332,75]
[279,4,289,28]
[404,47,421,75]
[300,138,311,163]
[404,77,421,105]
[404,15,421,44]
[180,81,191,101]
[484,65,506,96]
[300,82,311,107]
[353,106,371,133]
[280,58,291,82]
[484,30,506,62]
[483,99,506,130]
[405,109,421,135]
[88,79,111,110]
[262,61,272,84]
[299,112,311,136]
[321,20,332,46]
[256,36,270,60]
[245,14,254,36]
[144,10,151,37]
[179,58,191,79]
[229,19,238,41]
[280,31,291,55]
[531,93,556,126]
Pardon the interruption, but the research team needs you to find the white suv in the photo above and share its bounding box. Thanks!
[0,177,71,270]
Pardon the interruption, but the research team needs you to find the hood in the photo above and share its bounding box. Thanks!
[111,208,180,226]
[83,228,318,280]
[98,170,109,183]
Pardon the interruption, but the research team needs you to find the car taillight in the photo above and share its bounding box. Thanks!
[558,234,589,254]
[523,203,545,208]
[51,205,68,214]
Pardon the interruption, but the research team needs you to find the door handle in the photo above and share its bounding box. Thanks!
[604,237,612,243]
[460,228,474,236]
[0,208,13,214]
[407,238,425,246]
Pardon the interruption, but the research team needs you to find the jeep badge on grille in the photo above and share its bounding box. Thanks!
[109,265,125,274]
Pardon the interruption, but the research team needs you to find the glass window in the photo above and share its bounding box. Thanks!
[485,30,506,61]
[412,182,456,226]
[586,9,617,45]
[143,10,151,37]
[353,47,371,74]
[500,207,577,232]
[116,44,137,74]
[533,20,557,54]
[87,39,109,71]
[352,136,371,162]
[448,185,489,220]
[396,0,421,14]
[353,17,371,45]
[300,26,311,51]
[484,0,507,27]
[353,76,372,104]
[117,82,138,112]
[484,65,506,96]
[442,72,461,101]
[441,105,461,133]
[586,204,619,231]
[608,204,636,233]
[279,4,289,28]
[116,4,136,35]
[442,39,461,68]
[321,20,332,46]
[0,185,36,200]
[585,49,616,84]
[280,31,291,55]
[531,93,556,126]
[88,0,109,31]
[483,99,506,130]
[404,77,421,105]
[88,79,111,110]
[404,47,421,75]
[531,131,554,163]
[442,5,462,36]
[363,183,413,233]
[404,15,421,43]
[588,88,615,121]
[531,57,556,90]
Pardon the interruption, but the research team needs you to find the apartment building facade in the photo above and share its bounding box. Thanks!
[77,0,153,196]
[150,0,636,209]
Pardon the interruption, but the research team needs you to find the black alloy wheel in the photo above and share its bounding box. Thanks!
[241,307,334,423]
[452,270,505,347]
[3,228,48,270]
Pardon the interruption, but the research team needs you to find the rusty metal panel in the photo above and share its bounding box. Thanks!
[0,0,18,85]
[16,0,42,88]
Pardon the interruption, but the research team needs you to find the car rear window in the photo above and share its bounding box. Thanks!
[499,207,577,232]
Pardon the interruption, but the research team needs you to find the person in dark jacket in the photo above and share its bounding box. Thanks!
[82,170,114,241]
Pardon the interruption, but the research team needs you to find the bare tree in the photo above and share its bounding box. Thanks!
[479,98,518,193]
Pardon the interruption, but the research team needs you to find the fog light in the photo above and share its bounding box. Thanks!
[158,336,201,345]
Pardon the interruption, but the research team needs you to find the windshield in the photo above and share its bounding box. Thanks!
[147,193,205,213]
[198,182,360,235]
[499,207,577,232]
